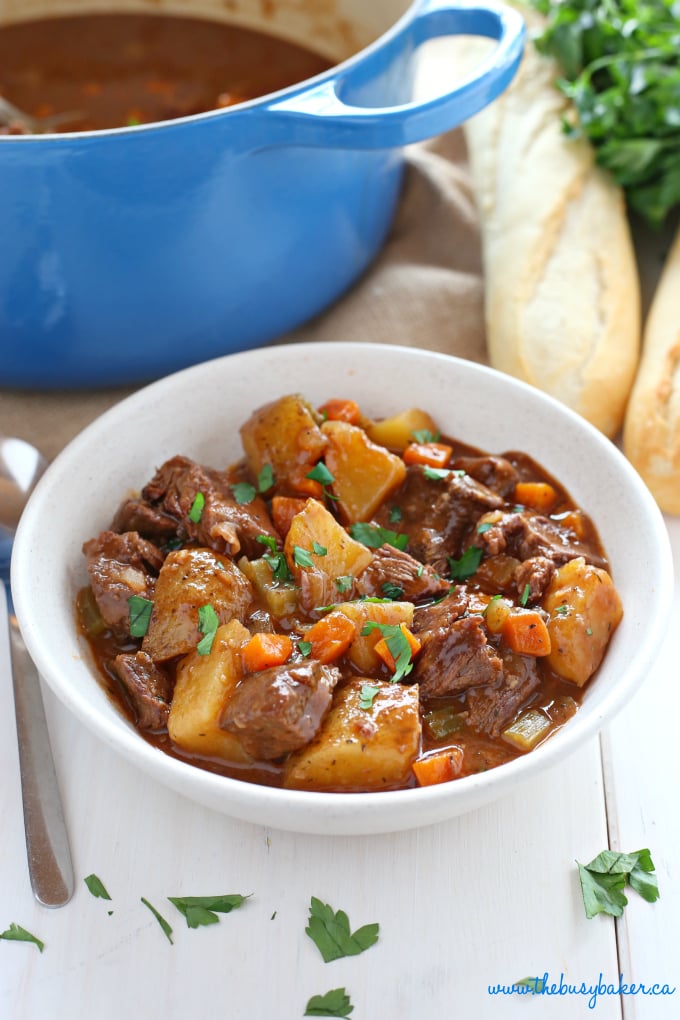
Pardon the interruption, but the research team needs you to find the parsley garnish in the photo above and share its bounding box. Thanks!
[515,976,546,994]
[168,894,249,928]
[477,521,493,534]
[128,595,153,638]
[359,683,380,710]
[447,546,483,581]
[256,535,292,582]
[294,545,316,568]
[312,542,327,556]
[188,491,205,523]
[232,481,256,505]
[196,603,219,655]
[555,604,569,615]
[84,874,112,900]
[305,988,354,1018]
[389,505,403,524]
[381,581,404,600]
[306,463,335,486]
[411,428,440,443]
[258,463,275,492]
[141,898,173,944]
[520,583,531,607]
[577,848,660,919]
[0,923,44,953]
[305,897,379,962]
[298,640,312,657]
[349,523,408,551]
[423,466,450,481]
[360,621,415,682]
[335,575,353,593]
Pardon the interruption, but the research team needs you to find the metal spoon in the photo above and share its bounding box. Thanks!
[0,94,82,134]
[0,438,75,907]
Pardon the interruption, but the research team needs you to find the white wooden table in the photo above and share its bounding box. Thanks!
[0,516,677,1019]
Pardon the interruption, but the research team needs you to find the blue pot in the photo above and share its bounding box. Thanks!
[0,0,524,388]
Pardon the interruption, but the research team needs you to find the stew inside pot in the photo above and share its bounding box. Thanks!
[78,394,623,793]
[0,12,332,132]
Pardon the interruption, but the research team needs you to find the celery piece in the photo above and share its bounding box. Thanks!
[77,586,107,637]
[424,705,466,740]
[502,709,551,751]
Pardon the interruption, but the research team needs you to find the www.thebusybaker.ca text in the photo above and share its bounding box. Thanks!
[488,972,676,1010]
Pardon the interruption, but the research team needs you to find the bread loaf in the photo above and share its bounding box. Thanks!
[459,12,640,437]
[623,223,680,514]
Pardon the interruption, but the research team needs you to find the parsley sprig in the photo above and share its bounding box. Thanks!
[305,897,379,962]
[577,848,660,918]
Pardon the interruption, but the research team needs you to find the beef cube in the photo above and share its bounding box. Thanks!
[466,650,541,737]
[142,455,278,558]
[83,530,163,636]
[111,498,178,542]
[450,454,520,499]
[112,651,174,730]
[353,545,450,603]
[412,593,502,697]
[474,510,608,570]
[514,556,556,602]
[221,660,340,759]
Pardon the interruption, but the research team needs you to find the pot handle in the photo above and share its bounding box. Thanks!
[261,0,525,148]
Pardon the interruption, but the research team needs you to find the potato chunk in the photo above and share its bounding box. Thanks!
[239,394,327,497]
[284,499,373,612]
[321,420,407,523]
[284,678,421,791]
[167,620,252,762]
[143,547,252,662]
[543,557,623,686]
[364,408,439,452]
[334,600,415,674]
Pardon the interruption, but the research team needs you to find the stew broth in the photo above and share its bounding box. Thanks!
[0,12,332,131]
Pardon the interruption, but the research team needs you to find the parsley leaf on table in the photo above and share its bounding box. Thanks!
[141,898,174,944]
[577,848,660,918]
[84,874,112,900]
[304,988,354,1017]
[0,923,44,952]
[168,893,250,929]
[306,897,379,962]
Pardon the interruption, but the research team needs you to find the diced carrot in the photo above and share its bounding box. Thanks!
[302,611,357,664]
[513,481,558,513]
[374,625,422,672]
[241,632,293,673]
[290,471,324,500]
[403,441,453,469]
[271,496,308,537]
[502,611,552,657]
[412,747,464,786]
[318,399,361,425]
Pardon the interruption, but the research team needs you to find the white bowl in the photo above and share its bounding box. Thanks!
[11,342,674,834]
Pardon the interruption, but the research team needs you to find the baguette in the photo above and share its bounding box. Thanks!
[459,12,640,438]
[623,223,680,514]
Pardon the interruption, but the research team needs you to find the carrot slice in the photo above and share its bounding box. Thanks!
[241,632,293,673]
[302,611,356,664]
[374,625,422,673]
[513,481,558,513]
[271,496,308,537]
[318,399,361,425]
[502,611,552,657]
[403,441,453,469]
[412,748,464,786]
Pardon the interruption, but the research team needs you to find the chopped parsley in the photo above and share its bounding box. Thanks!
[298,640,312,657]
[196,603,219,655]
[168,893,249,928]
[257,463,275,492]
[359,683,380,710]
[312,542,327,557]
[84,874,112,900]
[256,534,292,582]
[305,988,354,1018]
[447,545,483,581]
[305,897,379,962]
[411,428,440,443]
[577,848,660,919]
[294,546,316,568]
[141,898,173,944]
[232,482,256,505]
[0,923,44,953]
[334,575,353,594]
[381,581,404,600]
[360,621,415,682]
[423,466,451,481]
[349,523,408,551]
[128,594,153,638]
[188,491,205,523]
[388,505,403,524]
[520,583,531,607]
[306,463,335,486]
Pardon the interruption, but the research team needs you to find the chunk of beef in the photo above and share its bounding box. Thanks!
[112,651,174,730]
[466,649,541,737]
[412,593,502,697]
[141,455,278,558]
[111,498,178,542]
[412,587,469,634]
[83,530,163,636]
[450,455,520,500]
[474,510,608,570]
[376,465,504,574]
[514,556,556,602]
[221,661,340,759]
[353,545,450,603]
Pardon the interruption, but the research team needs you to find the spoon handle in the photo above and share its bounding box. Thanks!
[8,610,75,907]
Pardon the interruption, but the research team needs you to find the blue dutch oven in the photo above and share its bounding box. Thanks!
[0,0,524,388]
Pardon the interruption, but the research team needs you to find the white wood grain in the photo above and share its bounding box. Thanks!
[602,516,680,1020]
[0,632,622,1020]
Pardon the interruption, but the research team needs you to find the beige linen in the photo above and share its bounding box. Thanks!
[0,129,486,460]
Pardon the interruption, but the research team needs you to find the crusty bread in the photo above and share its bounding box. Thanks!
[459,12,640,437]
[623,223,680,514]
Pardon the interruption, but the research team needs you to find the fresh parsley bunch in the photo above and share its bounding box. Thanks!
[529,0,680,227]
